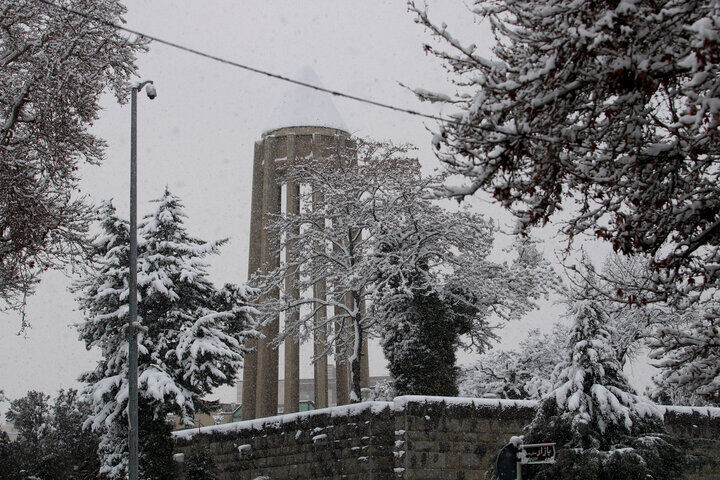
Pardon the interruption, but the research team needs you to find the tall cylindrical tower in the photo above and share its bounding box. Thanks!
[242,67,369,420]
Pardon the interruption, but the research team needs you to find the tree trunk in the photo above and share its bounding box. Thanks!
[349,292,363,403]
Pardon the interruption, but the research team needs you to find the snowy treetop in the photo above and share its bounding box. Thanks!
[262,66,348,135]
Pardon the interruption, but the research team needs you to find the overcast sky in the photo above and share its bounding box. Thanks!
[0,0,655,412]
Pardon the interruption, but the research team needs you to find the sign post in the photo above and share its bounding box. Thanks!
[519,443,557,465]
[497,441,556,480]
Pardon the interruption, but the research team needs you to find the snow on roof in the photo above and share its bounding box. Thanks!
[262,66,348,135]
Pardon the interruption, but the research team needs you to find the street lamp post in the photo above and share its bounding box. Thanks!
[129,80,156,480]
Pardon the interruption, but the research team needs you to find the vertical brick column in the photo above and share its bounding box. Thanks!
[256,135,281,417]
[241,140,264,420]
[283,134,300,414]
[312,198,329,408]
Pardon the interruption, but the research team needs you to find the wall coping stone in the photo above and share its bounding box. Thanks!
[173,396,720,442]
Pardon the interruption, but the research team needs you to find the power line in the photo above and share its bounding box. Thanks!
[32,0,454,126]
[31,0,670,160]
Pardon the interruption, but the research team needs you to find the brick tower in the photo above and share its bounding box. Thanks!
[241,67,369,420]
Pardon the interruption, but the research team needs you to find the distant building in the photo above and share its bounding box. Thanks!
[237,364,391,412]
[170,402,241,430]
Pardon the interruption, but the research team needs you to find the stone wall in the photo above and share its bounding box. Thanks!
[174,402,396,480]
[173,396,720,480]
[392,397,536,479]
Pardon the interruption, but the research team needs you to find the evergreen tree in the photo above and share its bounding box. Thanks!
[375,231,550,398]
[184,448,219,480]
[381,289,474,397]
[77,200,131,430]
[43,389,102,479]
[5,390,50,450]
[459,291,656,402]
[2,389,101,479]
[0,429,20,480]
[75,191,256,478]
[522,301,685,480]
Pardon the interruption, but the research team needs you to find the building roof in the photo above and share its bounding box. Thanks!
[263,66,348,135]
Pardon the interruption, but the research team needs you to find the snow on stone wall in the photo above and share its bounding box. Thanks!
[173,396,720,480]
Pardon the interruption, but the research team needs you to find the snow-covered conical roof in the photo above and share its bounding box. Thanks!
[263,66,348,135]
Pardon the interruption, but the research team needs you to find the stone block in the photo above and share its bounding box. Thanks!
[404,468,456,480]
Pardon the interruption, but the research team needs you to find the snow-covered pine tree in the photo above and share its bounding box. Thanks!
[76,200,131,427]
[522,301,685,480]
[137,188,252,422]
[565,253,676,356]
[76,192,256,478]
[74,200,138,478]
[565,253,719,406]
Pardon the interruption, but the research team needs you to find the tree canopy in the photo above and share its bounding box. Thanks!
[0,0,147,320]
[523,301,685,480]
[254,138,554,399]
[411,0,720,306]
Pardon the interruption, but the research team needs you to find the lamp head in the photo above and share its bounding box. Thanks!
[145,84,157,100]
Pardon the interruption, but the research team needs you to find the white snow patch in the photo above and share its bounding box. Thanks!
[263,66,348,134]
[391,395,538,410]
[312,433,327,443]
[509,435,523,447]
[661,405,720,419]
[172,400,391,440]
[171,396,720,442]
